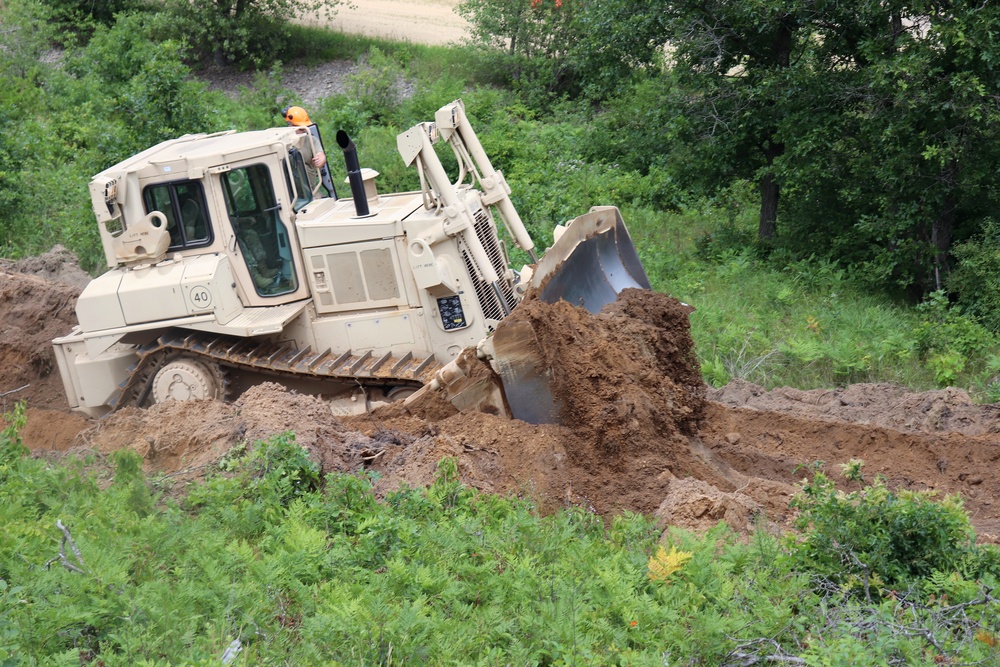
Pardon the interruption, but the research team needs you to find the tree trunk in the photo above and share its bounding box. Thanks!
[757,17,793,242]
[758,140,783,241]
[931,161,957,290]
[759,172,779,241]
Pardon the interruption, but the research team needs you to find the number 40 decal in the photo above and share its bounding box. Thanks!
[190,285,213,310]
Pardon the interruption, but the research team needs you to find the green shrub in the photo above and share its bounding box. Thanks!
[342,46,406,123]
[0,403,27,466]
[40,0,144,32]
[164,0,344,69]
[950,217,1000,333]
[789,462,996,597]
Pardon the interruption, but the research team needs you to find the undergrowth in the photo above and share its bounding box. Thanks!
[2,410,1000,665]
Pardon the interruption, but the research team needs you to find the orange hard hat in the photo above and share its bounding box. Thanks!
[283,106,311,127]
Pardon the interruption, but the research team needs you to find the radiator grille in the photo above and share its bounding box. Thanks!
[460,208,517,327]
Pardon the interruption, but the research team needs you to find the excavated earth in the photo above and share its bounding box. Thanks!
[3,249,1000,541]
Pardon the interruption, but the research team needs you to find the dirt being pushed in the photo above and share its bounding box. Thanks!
[520,289,705,449]
[361,289,772,525]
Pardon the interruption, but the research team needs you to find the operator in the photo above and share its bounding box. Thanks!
[234,219,279,292]
[282,106,337,198]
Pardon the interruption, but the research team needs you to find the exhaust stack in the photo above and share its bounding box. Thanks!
[336,130,371,217]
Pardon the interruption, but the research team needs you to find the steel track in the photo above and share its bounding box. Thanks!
[108,330,442,411]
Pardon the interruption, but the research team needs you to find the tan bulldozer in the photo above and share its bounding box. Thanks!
[52,100,650,423]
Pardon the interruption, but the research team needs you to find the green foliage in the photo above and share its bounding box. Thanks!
[66,13,216,154]
[458,0,589,104]
[0,0,57,80]
[912,291,994,388]
[342,47,406,123]
[187,432,320,529]
[789,465,995,595]
[164,0,344,69]
[3,429,1000,665]
[950,217,1000,333]
[40,0,143,32]
[0,403,27,466]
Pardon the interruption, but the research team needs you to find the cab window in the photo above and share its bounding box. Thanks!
[142,180,211,250]
[220,164,299,297]
[286,147,315,212]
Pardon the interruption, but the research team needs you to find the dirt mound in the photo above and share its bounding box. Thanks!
[710,379,1000,436]
[654,478,764,535]
[0,245,92,289]
[0,248,90,451]
[0,266,81,414]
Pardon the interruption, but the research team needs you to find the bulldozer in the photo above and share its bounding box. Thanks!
[52,100,650,423]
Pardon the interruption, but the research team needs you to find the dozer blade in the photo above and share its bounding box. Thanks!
[490,206,651,424]
[402,207,651,425]
[486,318,560,424]
[528,206,651,313]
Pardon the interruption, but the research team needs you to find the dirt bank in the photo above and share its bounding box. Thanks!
[3,261,999,540]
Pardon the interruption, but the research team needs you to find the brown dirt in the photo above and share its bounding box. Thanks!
[0,247,89,446]
[4,258,1000,541]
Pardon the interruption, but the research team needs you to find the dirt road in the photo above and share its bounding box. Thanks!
[299,0,469,46]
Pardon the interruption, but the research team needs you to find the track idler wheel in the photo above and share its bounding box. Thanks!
[151,358,226,404]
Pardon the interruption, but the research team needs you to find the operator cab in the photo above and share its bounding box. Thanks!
[89,126,326,308]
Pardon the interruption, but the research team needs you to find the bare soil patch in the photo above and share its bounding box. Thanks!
[3,257,1000,541]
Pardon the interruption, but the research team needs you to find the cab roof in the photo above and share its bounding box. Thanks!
[92,127,302,181]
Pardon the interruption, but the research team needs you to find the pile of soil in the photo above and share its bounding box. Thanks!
[3,256,1000,540]
[0,247,90,444]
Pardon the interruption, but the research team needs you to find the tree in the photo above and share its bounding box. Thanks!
[658,1,911,244]
[458,0,587,98]
[591,0,1000,300]
[776,2,1000,295]
[167,0,343,68]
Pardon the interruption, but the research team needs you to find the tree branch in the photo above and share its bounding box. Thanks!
[44,520,88,575]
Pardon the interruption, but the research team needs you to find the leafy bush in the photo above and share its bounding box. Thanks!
[40,0,143,32]
[65,13,216,156]
[912,290,996,388]
[950,217,1000,333]
[789,462,998,597]
[342,47,407,123]
[458,0,588,104]
[165,0,344,69]
[0,403,27,467]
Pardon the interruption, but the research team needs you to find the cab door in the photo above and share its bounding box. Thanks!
[213,156,309,307]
